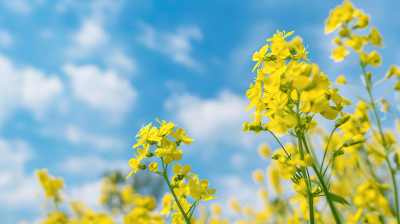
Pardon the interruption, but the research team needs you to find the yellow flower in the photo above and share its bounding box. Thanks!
[155,118,177,137]
[169,127,194,145]
[172,164,196,182]
[266,110,297,135]
[266,30,294,42]
[36,169,64,199]
[293,45,310,62]
[330,45,349,62]
[257,143,270,159]
[252,44,269,72]
[132,123,152,148]
[126,153,144,179]
[286,36,303,53]
[386,65,400,78]
[155,138,182,164]
[353,10,369,29]
[229,198,241,212]
[369,27,383,47]
[188,179,217,201]
[148,162,158,172]
[345,34,367,52]
[252,169,264,184]
[160,193,173,217]
[367,51,381,66]
[335,75,347,84]
[211,203,222,216]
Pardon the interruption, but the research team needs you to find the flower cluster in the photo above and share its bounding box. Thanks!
[127,118,217,224]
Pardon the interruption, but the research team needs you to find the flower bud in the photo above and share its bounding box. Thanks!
[339,27,351,37]
[148,162,158,172]
[394,80,400,90]
[335,114,350,127]
[386,65,400,79]
[394,152,399,165]
[146,152,155,158]
[138,164,147,170]
[332,149,344,157]
[366,71,372,81]
[343,134,366,147]
[243,122,250,132]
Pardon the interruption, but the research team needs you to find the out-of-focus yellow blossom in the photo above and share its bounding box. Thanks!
[369,27,383,47]
[347,208,362,224]
[229,198,241,213]
[363,214,382,224]
[325,1,354,34]
[36,169,64,199]
[353,10,369,29]
[252,169,264,184]
[160,193,173,217]
[331,45,350,62]
[286,36,303,53]
[257,143,270,159]
[345,34,368,52]
[386,65,400,78]
[336,75,347,84]
[354,181,392,216]
[366,50,381,66]
[211,203,222,216]
[40,212,68,224]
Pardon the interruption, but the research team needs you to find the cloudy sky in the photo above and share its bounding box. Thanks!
[0,0,399,223]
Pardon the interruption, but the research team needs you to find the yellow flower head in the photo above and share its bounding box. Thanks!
[188,179,217,201]
[155,138,182,164]
[36,169,64,199]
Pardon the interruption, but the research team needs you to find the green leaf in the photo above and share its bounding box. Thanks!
[328,192,350,205]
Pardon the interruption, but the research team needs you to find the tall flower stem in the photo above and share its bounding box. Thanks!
[301,134,342,224]
[161,158,191,224]
[361,63,400,224]
[297,132,315,224]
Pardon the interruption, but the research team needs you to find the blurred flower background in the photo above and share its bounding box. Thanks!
[0,0,399,223]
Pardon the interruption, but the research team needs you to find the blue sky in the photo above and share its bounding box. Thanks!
[0,0,400,223]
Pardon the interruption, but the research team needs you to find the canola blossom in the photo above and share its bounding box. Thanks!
[24,1,400,224]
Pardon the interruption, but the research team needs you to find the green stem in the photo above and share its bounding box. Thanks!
[312,164,342,224]
[388,158,400,224]
[320,127,338,173]
[361,63,399,223]
[161,158,191,224]
[268,130,291,159]
[188,199,200,220]
[297,131,314,224]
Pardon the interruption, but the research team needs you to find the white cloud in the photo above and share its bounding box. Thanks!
[106,50,136,73]
[0,138,41,207]
[0,53,64,123]
[138,21,203,71]
[73,20,108,48]
[69,180,102,210]
[21,69,64,118]
[164,90,252,146]
[63,63,136,115]
[2,0,31,14]
[0,30,13,47]
[59,155,128,177]
[66,125,125,151]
